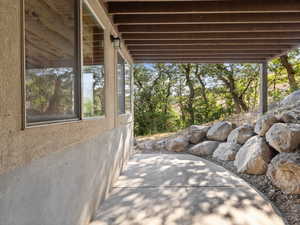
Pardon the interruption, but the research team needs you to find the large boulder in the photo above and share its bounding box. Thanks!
[278,109,300,124]
[137,140,154,151]
[188,125,210,144]
[213,142,241,161]
[207,121,234,142]
[166,137,188,152]
[227,124,255,145]
[266,123,300,153]
[267,152,300,194]
[234,136,272,175]
[153,139,167,151]
[188,141,220,156]
[254,114,278,136]
[281,90,300,106]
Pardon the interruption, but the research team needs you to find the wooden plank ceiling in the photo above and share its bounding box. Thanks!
[104,0,300,63]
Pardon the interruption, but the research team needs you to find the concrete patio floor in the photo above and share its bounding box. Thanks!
[91,154,286,225]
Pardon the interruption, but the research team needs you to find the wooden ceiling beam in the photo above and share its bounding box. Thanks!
[119,23,300,33]
[134,59,266,63]
[132,54,273,58]
[130,50,282,55]
[106,1,300,62]
[134,58,267,62]
[128,45,291,51]
[122,32,300,40]
[125,39,300,46]
[106,0,231,2]
[114,13,300,25]
[108,0,300,14]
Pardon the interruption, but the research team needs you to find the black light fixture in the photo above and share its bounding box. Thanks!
[111,35,121,48]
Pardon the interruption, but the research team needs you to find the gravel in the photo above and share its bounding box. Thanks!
[201,155,300,225]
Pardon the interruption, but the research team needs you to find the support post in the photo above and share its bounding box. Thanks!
[259,61,268,114]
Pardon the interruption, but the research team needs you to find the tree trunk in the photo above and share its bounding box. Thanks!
[218,75,243,113]
[183,64,195,125]
[230,88,249,113]
[232,94,242,114]
[280,54,298,91]
[195,66,209,105]
[164,73,172,115]
[237,95,249,112]
[216,65,249,113]
[177,78,186,122]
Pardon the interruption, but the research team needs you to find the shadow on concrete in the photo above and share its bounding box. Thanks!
[91,154,286,225]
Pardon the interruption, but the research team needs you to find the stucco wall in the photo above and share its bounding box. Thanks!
[0,124,133,225]
[0,0,134,224]
[0,0,133,174]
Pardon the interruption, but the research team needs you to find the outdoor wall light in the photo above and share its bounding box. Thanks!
[111,35,121,48]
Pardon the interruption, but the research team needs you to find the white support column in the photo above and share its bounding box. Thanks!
[259,61,268,114]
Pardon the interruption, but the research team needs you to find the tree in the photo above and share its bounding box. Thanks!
[133,49,299,136]
[180,64,196,125]
[280,54,298,91]
[134,64,180,135]
[202,64,258,113]
[133,63,260,135]
[195,64,208,105]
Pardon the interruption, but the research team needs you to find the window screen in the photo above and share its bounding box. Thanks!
[82,4,105,118]
[24,0,79,124]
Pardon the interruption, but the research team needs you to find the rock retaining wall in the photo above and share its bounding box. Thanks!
[136,91,300,194]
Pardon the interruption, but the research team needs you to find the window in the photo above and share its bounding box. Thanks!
[82,4,105,118]
[117,54,132,115]
[117,54,126,114]
[24,0,79,124]
[125,63,132,113]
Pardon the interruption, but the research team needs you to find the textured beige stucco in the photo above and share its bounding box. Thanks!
[0,0,133,175]
[0,124,133,225]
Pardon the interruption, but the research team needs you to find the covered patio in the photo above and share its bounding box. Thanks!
[105,0,300,113]
[0,1,299,225]
[92,1,300,224]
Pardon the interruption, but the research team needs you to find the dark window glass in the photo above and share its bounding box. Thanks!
[125,63,132,113]
[25,0,79,124]
[82,4,105,118]
[117,54,125,114]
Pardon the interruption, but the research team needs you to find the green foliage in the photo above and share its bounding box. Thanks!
[268,49,300,101]
[82,65,105,117]
[134,49,300,136]
[83,100,94,117]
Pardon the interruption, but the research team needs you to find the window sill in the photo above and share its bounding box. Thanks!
[25,118,81,129]
[83,115,106,121]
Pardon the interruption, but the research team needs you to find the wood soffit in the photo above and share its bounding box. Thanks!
[103,0,300,63]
